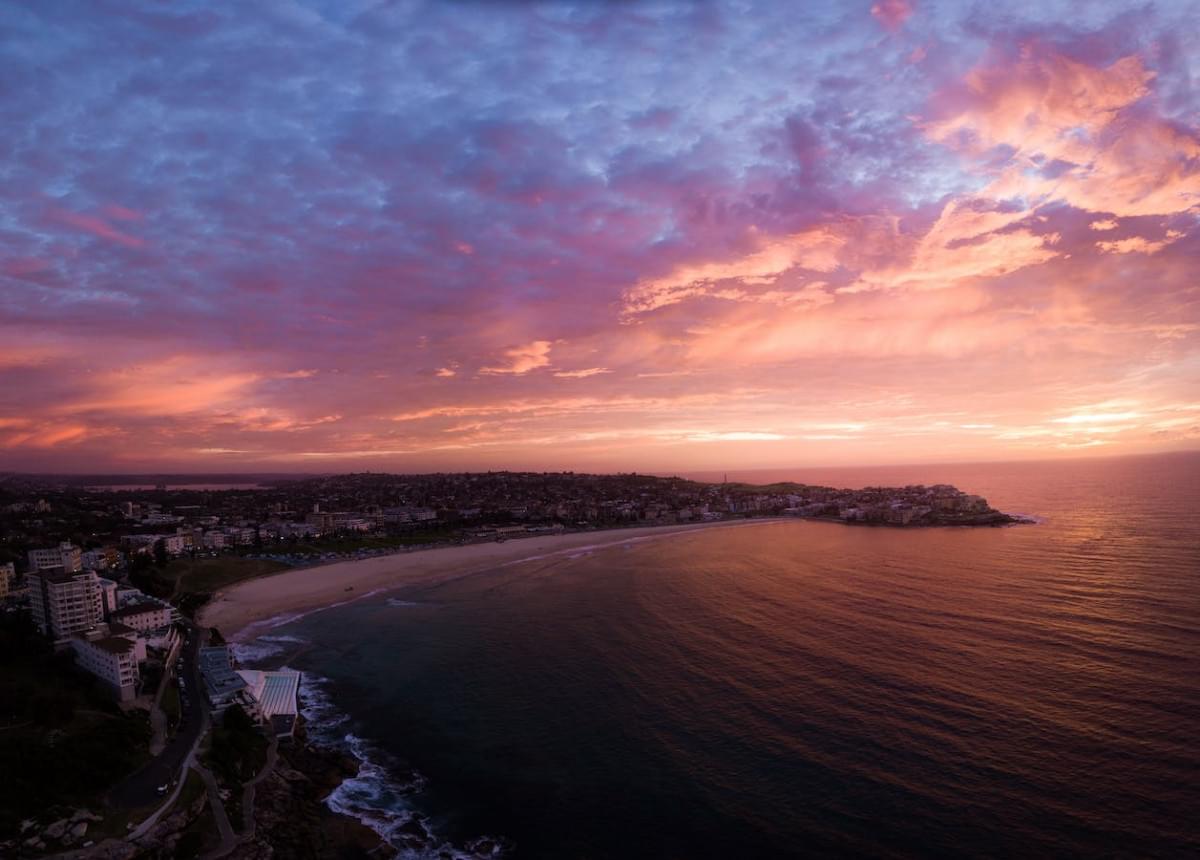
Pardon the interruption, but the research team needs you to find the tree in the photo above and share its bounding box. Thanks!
[153,539,169,568]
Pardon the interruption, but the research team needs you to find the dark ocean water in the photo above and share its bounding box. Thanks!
[242,453,1200,858]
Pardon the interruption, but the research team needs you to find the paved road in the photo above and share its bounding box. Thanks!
[108,623,208,810]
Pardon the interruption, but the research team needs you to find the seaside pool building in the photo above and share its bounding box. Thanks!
[199,645,250,712]
[237,669,301,738]
[199,644,301,737]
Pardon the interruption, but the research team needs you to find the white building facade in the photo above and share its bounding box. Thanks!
[28,569,103,640]
[108,601,172,632]
[28,542,83,573]
[72,629,140,702]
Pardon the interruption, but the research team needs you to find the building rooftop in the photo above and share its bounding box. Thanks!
[110,602,167,620]
[31,566,90,584]
[78,634,136,655]
[199,645,246,697]
[237,669,300,719]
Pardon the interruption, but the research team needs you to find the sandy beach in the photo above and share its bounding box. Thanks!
[199,520,776,641]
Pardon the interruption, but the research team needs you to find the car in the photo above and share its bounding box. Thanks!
[156,784,169,795]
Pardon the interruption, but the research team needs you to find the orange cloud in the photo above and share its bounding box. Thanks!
[553,367,611,378]
[480,340,554,375]
[63,359,260,416]
[928,49,1200,217]
[622,228,844,314]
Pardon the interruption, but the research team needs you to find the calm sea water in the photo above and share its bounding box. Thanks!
[244,453,1200,858]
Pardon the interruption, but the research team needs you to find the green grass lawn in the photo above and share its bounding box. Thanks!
[279,530,460,555]
[164,556,289,595]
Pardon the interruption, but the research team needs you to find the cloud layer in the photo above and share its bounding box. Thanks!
[1,1,1198,471]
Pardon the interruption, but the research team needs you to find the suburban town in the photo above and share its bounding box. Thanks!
[0,472,1020,857]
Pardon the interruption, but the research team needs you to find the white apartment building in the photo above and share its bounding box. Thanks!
[162,534,187,556]
[0,562,15,599]
[109,601,172,632]
[228,527,257,546]
[97,577,120,617]
[71,627,141,702]
[28,542,83,573]
[28,568,103,640]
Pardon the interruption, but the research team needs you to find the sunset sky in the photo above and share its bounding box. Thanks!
[2,1,1198,473]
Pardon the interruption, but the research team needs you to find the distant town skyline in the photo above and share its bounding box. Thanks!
[2,1,1198,472]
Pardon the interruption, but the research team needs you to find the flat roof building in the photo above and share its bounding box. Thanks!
[237,669,301,738]
[28,542,83,574]
[109,601,172,632]
[72,625,141,702]
[199,645,249,712]
[28,568,103,641]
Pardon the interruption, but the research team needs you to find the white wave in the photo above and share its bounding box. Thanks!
[233,587,392,642]
[298,673,510,859]
[231,633,309,664]
[386,598,424,608]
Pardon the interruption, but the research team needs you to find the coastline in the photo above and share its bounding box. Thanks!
[199,518,779,641]
[211,519,782,857]
[203,512,1029,856]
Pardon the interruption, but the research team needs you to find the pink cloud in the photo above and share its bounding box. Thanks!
[103,204,144,222]
[52,208,146,249]
[927,47,1200,217]
[871,0,914,32]
[479,340,554,375]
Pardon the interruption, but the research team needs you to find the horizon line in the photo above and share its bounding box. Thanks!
[2,448,1197,480]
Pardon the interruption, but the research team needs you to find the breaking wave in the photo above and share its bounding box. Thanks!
[231,633,309,665]
[299,673,510,858]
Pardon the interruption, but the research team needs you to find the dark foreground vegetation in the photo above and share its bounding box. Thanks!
[0,612,150,837]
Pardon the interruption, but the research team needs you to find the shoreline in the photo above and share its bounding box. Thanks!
[199,518,782,641]
[211,519,784,856]
[207,510,1032,857]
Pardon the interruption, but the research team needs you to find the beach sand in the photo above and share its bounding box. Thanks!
[198,520,769,640]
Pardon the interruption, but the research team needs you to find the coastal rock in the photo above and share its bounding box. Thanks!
[44,818,69,839]
[241,740,390,859]
[69,821,89,842]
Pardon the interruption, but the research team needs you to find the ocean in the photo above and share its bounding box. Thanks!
[236,452,1200,858]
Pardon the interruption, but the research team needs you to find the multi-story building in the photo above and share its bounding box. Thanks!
[28,542,83,573]
[71,625,142,702]
[228,527,257,546]
[109,601,172,632]
[161,534,187,556]
[305,510,337,533]
[0,562,15,599]
[28,568,103,640]
[199,645,250,713]
[81,547,117,571]
[97,577,120,617]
